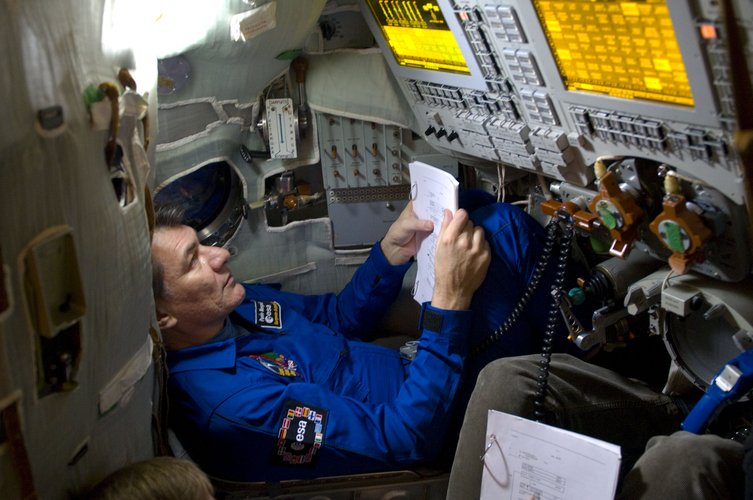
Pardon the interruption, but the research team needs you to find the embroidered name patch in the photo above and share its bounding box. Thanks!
[249,352,299,377]
[274,400,328,465]
[253,300,282,328]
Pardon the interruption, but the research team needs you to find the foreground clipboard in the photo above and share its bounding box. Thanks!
[481,410,621,500]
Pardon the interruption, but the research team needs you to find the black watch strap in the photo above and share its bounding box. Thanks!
[421,308,444,333]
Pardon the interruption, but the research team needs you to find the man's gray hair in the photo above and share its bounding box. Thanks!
[152,204,186,301]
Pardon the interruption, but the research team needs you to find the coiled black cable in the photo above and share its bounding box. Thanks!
[467,216,574,422]
[468,217,561,359]
[532,223,573,422]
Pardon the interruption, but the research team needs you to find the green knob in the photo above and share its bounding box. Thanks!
[568,288,586,305]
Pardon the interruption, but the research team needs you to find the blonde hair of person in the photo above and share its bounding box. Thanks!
[80,456,214,500]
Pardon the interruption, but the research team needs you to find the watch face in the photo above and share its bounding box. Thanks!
[157,55,191,95]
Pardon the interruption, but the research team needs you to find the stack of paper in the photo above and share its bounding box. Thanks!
[408,161,459,305]
[481,410,621,500]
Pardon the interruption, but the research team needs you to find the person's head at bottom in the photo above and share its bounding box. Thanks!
[79,456,215,500]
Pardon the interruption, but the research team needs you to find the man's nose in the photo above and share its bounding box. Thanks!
[204,245,230,269]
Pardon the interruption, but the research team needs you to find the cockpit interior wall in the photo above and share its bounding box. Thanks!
[1,1,158,498]
[153,1,343,295]
[3,0,753,496]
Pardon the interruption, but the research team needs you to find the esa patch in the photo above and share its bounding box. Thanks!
[248,352,299,377]
[274,400,328,465]
[253,300,282,328]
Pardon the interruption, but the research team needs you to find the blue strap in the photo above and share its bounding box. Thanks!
[682,349,753,433]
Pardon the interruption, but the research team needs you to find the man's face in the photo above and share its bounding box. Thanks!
[152,225,245,331]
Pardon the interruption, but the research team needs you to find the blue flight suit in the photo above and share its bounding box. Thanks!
[166,202,584,482]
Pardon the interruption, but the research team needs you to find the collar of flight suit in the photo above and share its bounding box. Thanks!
[166,335,238,373]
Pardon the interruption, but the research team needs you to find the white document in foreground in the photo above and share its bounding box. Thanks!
[481,410,621,500]
[408,161,459,305]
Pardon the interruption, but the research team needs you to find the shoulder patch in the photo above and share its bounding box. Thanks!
[252,300,282,328]
[273,399,328,466]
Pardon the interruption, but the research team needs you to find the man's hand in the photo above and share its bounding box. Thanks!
[380,202,434,265]
[432,209,490,311]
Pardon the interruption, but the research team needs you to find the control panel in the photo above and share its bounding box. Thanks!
[360,0,753,281]
[317,112,411,248]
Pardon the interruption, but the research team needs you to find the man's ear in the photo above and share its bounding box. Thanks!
[156,307,177,330]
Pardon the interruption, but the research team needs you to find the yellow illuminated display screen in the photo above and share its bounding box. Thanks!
[533,0,694,106]
[365,0,471,75]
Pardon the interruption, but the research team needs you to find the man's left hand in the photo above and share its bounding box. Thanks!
[380,202,434,265]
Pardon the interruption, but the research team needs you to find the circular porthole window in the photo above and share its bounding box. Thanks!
[154,160,246,247]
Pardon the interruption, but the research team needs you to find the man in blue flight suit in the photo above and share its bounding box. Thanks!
[152,197,580,482]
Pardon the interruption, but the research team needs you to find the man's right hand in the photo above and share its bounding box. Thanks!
[431,209,490,311]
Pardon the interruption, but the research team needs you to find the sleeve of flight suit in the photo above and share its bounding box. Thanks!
[252,241,412,340]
